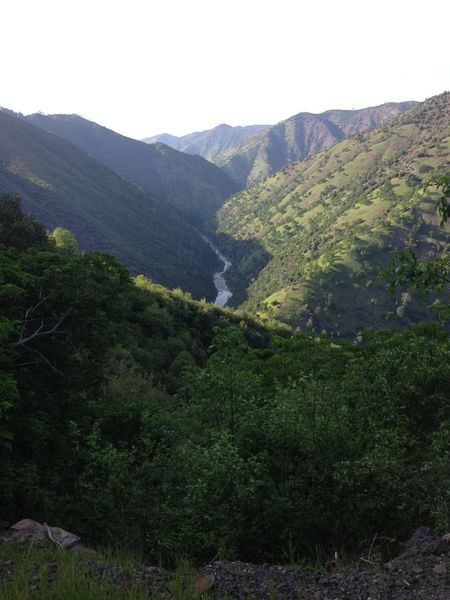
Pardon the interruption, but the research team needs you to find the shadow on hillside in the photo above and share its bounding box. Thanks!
[211,231,272,306]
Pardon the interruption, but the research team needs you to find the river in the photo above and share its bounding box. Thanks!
[202,236,233,307]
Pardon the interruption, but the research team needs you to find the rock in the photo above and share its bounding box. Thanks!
[405,527,434,549]
[46,525,80,549]
[432,563,447,576]
[69,543,96,555]
[384,560,397,572]
[10,519,46,534]
[403,527,449,556]
[0,519,79,550]
[1,519,46,546]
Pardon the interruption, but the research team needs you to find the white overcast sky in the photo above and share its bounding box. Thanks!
[2,0,449,140]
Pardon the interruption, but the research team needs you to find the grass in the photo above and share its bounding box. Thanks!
[0,543,225,599]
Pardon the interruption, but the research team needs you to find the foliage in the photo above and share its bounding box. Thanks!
[51,227,79,254]
[217,101,416,186]
[0,111,223,300]
[26,112,240,230]
[0,194,52,252]
[0,199,449,569]
[217,93,450,336]
[425,174,450,225]
[385,174,449,322]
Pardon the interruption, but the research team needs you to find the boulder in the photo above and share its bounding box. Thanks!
[10,519,46,534]
[0,519,80,550]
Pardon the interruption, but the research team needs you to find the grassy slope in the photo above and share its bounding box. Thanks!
[216,102,418,187]
[26,114,240,229]
[0,110,220,299]
[217,93,450,336]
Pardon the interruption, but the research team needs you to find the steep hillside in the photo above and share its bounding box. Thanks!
[143,123,270,164]
[2,203,449,569]
[0,110,220,298]
[217,93,450,335]
[26,114,240,228]
[217,101,417,186]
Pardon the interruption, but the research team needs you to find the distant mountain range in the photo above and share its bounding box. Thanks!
[216,93,449,335]
[1,94,447,334]
[142,123,270,164]
[215,102,418,186]
[0,110,224,299]
[144,103,417,189]
[26,114,239,228]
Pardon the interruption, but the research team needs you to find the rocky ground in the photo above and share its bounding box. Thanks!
[0,521,449,598]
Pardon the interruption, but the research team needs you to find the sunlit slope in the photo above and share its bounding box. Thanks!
[216,101,417,187]
[0,110,219,299]
[217,93,450,335]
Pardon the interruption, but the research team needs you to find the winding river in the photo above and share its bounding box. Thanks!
[202,236,233,307]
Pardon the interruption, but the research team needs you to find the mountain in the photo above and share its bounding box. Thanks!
[25,114,240,228]
[216,93,450,336]
[0,109,221,299]
[216,101,418,186]
[142,123,270,164]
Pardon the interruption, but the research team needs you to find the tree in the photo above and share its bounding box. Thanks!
[0,195,52,251]
[385,174,450,321]
[50,227,79,254]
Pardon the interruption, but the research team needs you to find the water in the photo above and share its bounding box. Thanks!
[202,236,233,307]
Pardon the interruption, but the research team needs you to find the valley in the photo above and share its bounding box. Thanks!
[217,92,450,335]
[202,235,233,306]
[1,94,447,335]
[0,88,449,598]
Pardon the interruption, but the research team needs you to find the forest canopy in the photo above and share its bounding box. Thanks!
[0,195,449,566]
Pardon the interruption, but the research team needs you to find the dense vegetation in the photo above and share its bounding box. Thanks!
[1,196,449,569]
[26,113,240,229]
[217,93,450,336]
[0,110,222,299]
[215,101,417,186]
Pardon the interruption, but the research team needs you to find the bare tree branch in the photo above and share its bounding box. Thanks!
[15,344,62,373]
[13,307,73,348]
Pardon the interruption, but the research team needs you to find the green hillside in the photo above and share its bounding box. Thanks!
[1,198,450,570]
[0,110,220,299]
[26,113,240,228]
[143,123,270,164]
[216,101,417,187]
[217,93,450,336]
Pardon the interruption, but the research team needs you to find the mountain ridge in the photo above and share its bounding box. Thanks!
[26,113,240,228]
[216,93,449,335]
[142,123,270,165]
[0,110,221,298]
[216,101,418,186]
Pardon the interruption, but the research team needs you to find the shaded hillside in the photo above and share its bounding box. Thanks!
[26,114,240,228]
[217,93,450,335]
[143,123,270,164]
[0,110,220,299]
[217,101,417,186]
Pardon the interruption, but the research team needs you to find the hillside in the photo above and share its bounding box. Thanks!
[2,203,450,571]
[26,114,240,228]
[216,101,417,186]
[142,123,270,164]
[0,110,220,298]
[217,93,450,336]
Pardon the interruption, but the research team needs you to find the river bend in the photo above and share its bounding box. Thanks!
[202,236,233,307]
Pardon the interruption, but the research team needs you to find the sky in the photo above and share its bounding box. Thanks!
[2,0,449,140]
